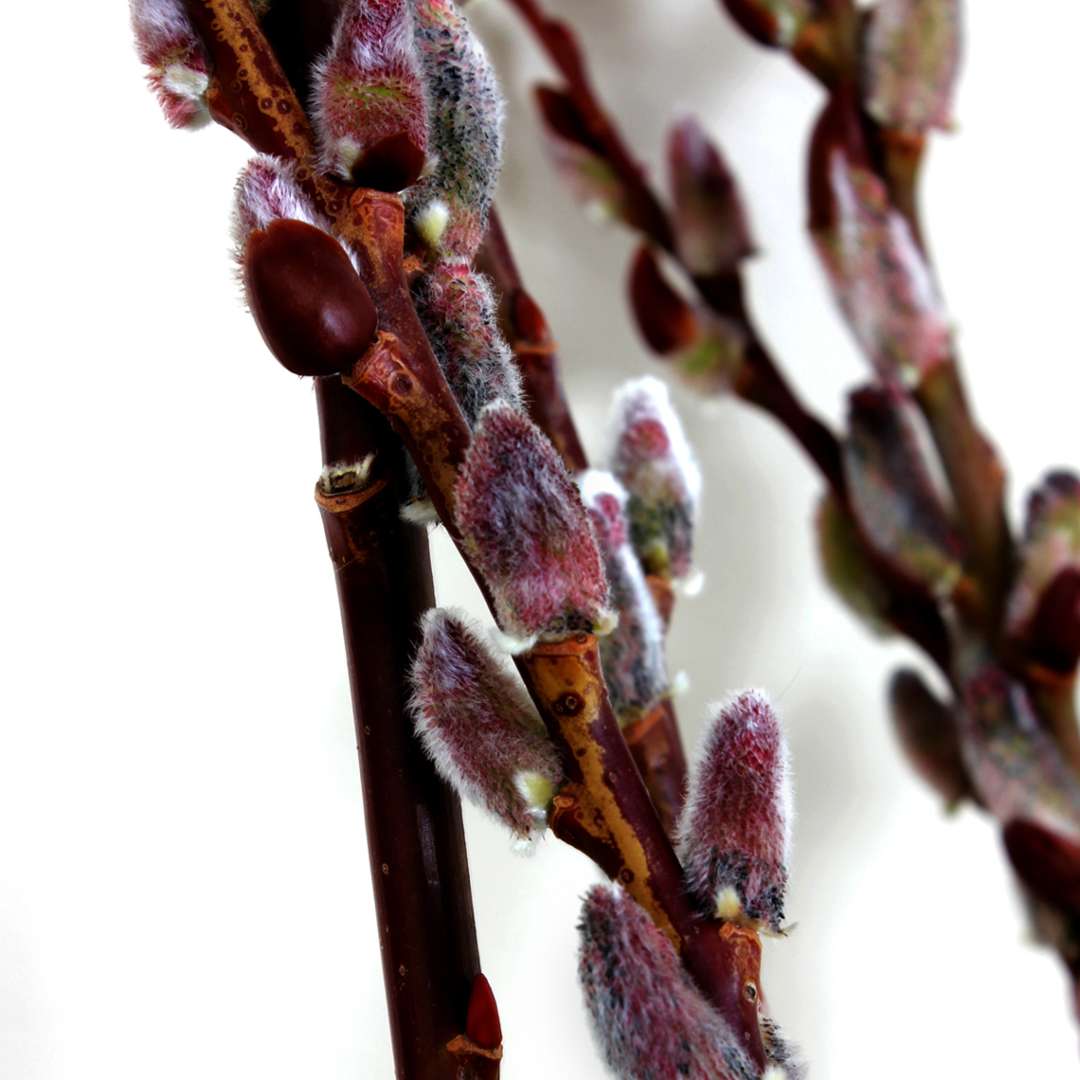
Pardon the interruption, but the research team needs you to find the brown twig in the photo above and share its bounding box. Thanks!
[178,4,499,1075]
[315,381,490,1080]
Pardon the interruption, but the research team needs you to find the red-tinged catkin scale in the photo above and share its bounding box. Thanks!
[244,219,378,377]
[465,974,502,1050]
[1004,819,1080,916]
[628,246,699,356]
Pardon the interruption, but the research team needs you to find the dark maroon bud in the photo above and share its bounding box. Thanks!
[465,974,503,1051]
[1004,819,1080,916]
[243,218,378,377]
[628,246,699,356]
[349,131,428,192]
[1027,569,1080,675]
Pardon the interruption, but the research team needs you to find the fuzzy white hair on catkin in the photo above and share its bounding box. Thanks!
[578,883,759,1080]
[415,199,450,249]
[607,374,704,504]
[577,468,629,510]
[410,607,561,843]
[129,0,193,43]
[309,0,425,178]
[762,1067,789,1080]
[232,156,330,256]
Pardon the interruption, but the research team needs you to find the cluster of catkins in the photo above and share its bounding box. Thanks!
[132,2,799,1075]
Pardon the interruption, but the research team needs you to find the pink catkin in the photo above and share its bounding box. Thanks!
[608,376,701,582]
[129,0,211,129]
[579,471,669,723]
[311,0,429,185]
[677,691,791,932]
[455,403,611,645]
[863,0,961,136]
[410,609,563,841]
[578,885,757,1080]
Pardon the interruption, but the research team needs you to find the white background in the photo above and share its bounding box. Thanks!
[2,1,1079,1076]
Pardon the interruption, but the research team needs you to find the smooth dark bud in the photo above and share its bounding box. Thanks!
[888,668,971,806]
[1028,569,1080,675]
[1004,819,1080,916]
[465,974,502,1050]
[628,246,699,356]
[349,131,427,192]
[243,219,378,377]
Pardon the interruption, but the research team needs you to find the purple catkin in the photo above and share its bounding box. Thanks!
[410,609,564,842]
[455,403,612,649]
[667,116,754,277]
[862,0,961,136]
[677,691,792,932]
[579,471,669,725]
[1006,471,1080,638]
[608,376,702,583]
[407,0,503,261]
[958,662,1080,839]
[311,0,429,188]
[577,885,758,1080]
[843,385,963,596]
[810,113,951,385]
[411,262,523,427]
[129,0,211,129]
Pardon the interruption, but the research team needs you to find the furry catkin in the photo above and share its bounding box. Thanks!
[608,375,702,582]
[311,0,429,189]
[410,608,563,842]
[677,691,791,932]
[863,0,961,135]
[411,262,523,427]
[578,884,758,1080]
[579,470,669,724]
[407,0,503,260]
[129,0,211,129]
[843,385,963,596]
[455,403,612,648]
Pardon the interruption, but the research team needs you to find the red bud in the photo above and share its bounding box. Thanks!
[1004,819,1080,916]
[243,219,378,378]
[628,246,698,356]
[349,131,428,193]
[465,974,503,1050]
